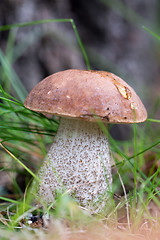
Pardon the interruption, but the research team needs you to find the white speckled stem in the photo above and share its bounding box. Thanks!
[39,118,112,210]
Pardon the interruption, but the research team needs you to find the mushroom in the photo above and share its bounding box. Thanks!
[24,69,147,211]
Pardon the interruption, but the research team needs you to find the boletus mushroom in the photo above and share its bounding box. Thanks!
[24,69,147,211]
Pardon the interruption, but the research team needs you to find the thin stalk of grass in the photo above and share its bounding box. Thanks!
[99,0,152,29]
[8,205,41,229]
[0,168,25,173]
[148,156,160,176]
[143,98,160,138]
[70,19,90,70]
[0,18,72,31]
[5,29,17,62]
[0,143,40,182]
[13,28,43,62]
[147,118,160,123]
[0,107,57,130]
[143,26,160,40]
[45,188,78,214]
[0,18,90,70]
[0,90,57,148]
[0,84,16,114]
[117,171,130,229]
[107,194,133,220]
[116,139,160,167]
[3,29,17,93]
[0,89,23,105]
[133,121,137,215]
[0,197,20,205]
[0,127,55,138]
[135,191,152,229]
[0,50,28,101]
[100,119,160,201]
[96,119,129,161]
[0,125,55,135]
[96,118,159,187]
[0,96,23,106]
[150,170,160,196]
[137,173,160,208]
[128,140,160,161]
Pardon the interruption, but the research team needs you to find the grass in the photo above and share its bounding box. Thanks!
[0,15,160,240]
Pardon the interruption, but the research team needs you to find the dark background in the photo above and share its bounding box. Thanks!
[0,0,160,121]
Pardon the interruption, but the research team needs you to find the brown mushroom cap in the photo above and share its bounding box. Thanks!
[24,69,147,123]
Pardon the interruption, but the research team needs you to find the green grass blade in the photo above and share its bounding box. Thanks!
[147,118,160,123]
[0,143,40,182]
[133,122,137,214]
[0,19,72,31]
[128,140,160,161]
[0,196,20,205]
[0,50,28,101]
[0,18,90,70]
[0,96,23,106]
[70,19,91,70]
[99,0,152,28]
[143,26,160,40]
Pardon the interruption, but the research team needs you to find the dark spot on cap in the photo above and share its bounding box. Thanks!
[103,115,110,121]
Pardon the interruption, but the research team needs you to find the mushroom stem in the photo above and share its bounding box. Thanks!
[39,118,112,210]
